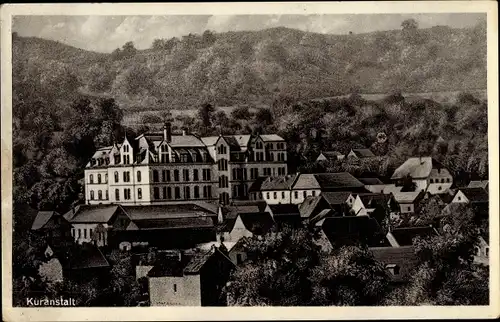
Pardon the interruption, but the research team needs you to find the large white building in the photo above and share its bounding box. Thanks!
[84,123,288,206]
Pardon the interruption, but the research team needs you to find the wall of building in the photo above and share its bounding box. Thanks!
[149,275,201,306]
[71,223,109,246]
[451,191,469,204]
[136,265,154,280]
[85,168,110,205]
[262,190,291,204]
[291,189,321,204]
[413,179,429,192]
[398,203,415,213]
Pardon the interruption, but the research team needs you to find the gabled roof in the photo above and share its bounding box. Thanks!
[298,195,324,218]
[200,136,220,146]
[261,174,298,191]
[351,148,375,158]
[293,174,320,190]
[239,212,275,235]
[459,188,489,203]
[391,157,443,180]
[308,208,334,226]
[357,177,384,185]
[314,172,365,190]
[467,180,489,189]
[63,205,120,224]
[225,201,268,218]
[32,211,60,230]
[168,135,206,147]
[388,226,436,247]
[268,204,300,216]
[322,192,353,206]
[259,134,284,142]
[358,193,392,208]
[393,191,424,204]
[321,151,343,158]
[132,217,214,230]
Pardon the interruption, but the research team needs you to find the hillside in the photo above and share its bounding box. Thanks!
[12,23,486,111]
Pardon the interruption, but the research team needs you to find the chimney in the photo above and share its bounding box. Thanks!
[164,122,172,143]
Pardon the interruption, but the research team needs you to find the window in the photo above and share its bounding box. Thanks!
[266,192,270,199]
[97,174,101,184]
[162,187,166,199]
[98,190,102,200]
[303,191,307,199]
[123,145,129,152]
[167,187,172,199]
[183,169,190,181]
[407,206,411,211]
[137,171,141,182]
[124,155,130,164]
[438,186,442,191]
[175,187,181,199]
[124,188,131,200]
[115,189,120,201]
[165,170,171,182]
[441,178,445,183]
[114,171,119,183]
[123,171,130,182]
[193,169,199,181]
[71,229,75,237]
[273,192,277,199]
[294,191,299,199]
[138,188,142,199]
[218,159,228,171]
[181,154,189,163]
[105,190,108,200]
[430,179,433,183]
[312,191,316,197]
[105,174,108,183]
[84,229,87,239]
[90,229,93,239]
[203,186,211,198]
[203,169,211,181]
[194,186,200,198]
[89,174,94,184]
[282,191,285,199]
[153,170,159,182]
[173,284,177,293]
[458,196,462,201]
[78,229,81,238]
[386,264,400,275]
[446,178,450,183]
[90,190,95,200]
[185,187,191,199]
[218,144,227,154]
[219,175,229,188]
[174,170,179,181]
[154,187,159,199]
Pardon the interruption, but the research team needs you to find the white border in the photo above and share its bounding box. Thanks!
[1,2,499,321]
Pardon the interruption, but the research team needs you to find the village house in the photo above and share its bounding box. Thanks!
[467,180,489,190]
[315,151,345,162]
[298,195,332,220]
[291,172,368,204]
[31,210,72,243]
[451,187,489,205]
[258,174,299,205]
[346,148,376,159]
[317,215,385,248]
[84,123,288,206]
[392,191,426,214]
[147,246,234,306]
[265,203,302,229]
[222,211,276,243]
[216,201,268,243]
[321,191,356,215]
[391,157,453,194]
[357,177,388,193]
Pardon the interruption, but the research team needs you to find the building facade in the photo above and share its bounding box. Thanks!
[84,123,288,206]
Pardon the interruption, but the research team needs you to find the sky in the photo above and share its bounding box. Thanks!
[13,13,485,53]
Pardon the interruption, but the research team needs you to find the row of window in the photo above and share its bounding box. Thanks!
[152,168,211,182]
[153,185,212,200]
[71,227,106,242]
[90,190,108,200]
[263,167,287,176]
[430,178,451,183]
[89,173,108,184]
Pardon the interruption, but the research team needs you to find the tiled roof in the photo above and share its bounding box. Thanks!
[467,180,489,189]
[460,188,489,203]
[184,248,217,274]
[239,212,275,235]
[31,211,59,230]
[268,204,300,216]
[392,191,423,203]
[225,201,268,218]
[388,226,436,246]
[121,203,217,221]
[308,208,334,226]
[391,157,441,180]
[351,148,375,157]
[358,193,391,208]
[168,135,206,147]
[314,172,365,190]
[132,217,214,230]
[357,177,384,185]
[259,134,284,142]
[64,205,120,224]
[261,174,298,191]
[298,195,323,218]
[322,192,352,205]
[293,174,320,190]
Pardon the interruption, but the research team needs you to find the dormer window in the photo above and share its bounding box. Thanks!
[218,144,227,154]
[181,154,189,163]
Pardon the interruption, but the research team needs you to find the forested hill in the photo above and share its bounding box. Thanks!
[12,22,486,111]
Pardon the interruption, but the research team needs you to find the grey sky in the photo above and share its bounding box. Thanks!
[13,13,485,53]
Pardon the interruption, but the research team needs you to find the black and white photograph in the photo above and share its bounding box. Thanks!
[1,2,498,321]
